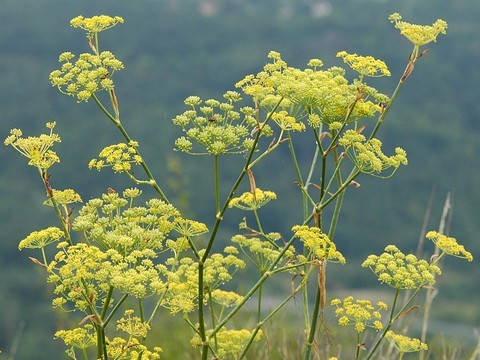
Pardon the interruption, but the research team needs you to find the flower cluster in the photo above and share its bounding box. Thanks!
[72,189,180,254]
[50,51,123,102]
[4,122,61,171]
[70,15,124,35]
[236,51,388,126]
[43,189,82,207]
[271,110,306,132]
[191,328,262,358]
[339,130,407,176]
[385,331,428,353]
[209,289,244,308]
[156,249,245,314]
[173,92,267,155]
[292,225,345,264]
[55,325,96,351]
[362,245,441,289]
[18,227,64,250]
[389,13,447,47]
[228,188,277,211]
[88,141,142,173]
[331,296,387,333]
[426,231,473,261]
[337,51,391,78]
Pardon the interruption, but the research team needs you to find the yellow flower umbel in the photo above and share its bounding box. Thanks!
[89,141,142,176]
[292,225,345,264]
[50,51,123,102]
[4,122,61,172]
[337,51,391,78]
[228,188,277,211]
[426,231,473,262]
[191,328,262,358]
[362,245,441,290]
[18,227,64,250]
[173,92,266,155]
[339,130,407,177]
[389,13,447,47]
[331,296,387,333]
[70,15,124,36]
[385,331,428,353]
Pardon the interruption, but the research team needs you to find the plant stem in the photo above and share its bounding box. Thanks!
[91,94,170,203]
[213,154,220,215]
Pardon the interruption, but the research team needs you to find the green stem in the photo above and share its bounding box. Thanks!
[214,154,220,215]
[355,332,361,360]
[100,286,114,320]
[104,293,129,327]
[91,94,170,204]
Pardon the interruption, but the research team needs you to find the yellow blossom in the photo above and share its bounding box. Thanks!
[89,141,142,173]
[55,326,96,349]
[43,189,82,207]
[292,225,345,264]
[70,15,124,35]
[337,51,391,77]
[228,188,277,211]
[19,227,64,250]
[4,122,61,171]
[426,231,473,261]
[389,13,447,47]
[386,331,428,353]
[362,245,441,289]
[331,296,386,333]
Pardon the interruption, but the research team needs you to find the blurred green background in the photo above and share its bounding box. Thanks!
[1,0,479,358]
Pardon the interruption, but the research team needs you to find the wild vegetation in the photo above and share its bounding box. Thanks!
[1,1,479,359]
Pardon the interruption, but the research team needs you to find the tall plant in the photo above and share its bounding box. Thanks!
[5,12,473,360]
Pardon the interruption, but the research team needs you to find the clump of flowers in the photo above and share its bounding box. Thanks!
[70,15,124,35]
[235,51,389,126]
[339,130,408,177]
[55,325,96,351]
[4,122,61,171]
[389,13,447,47]
[228,188,277,211]
[173,92,268,155]
[337,51,391,78]
[191,328,262,359]
[49,51,123,102]
[331,296,387,333]
[426,231,473,261]
[18,227,64,250]
[362,245,441,289]
[43,189,82,207]
[88,141,142,174]
[385,330,428,353]
[292,225,345,264]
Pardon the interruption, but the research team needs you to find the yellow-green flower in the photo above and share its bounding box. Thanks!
[191,328,262,358]
[228,188,277,211]
[89,141,142,173]
[331,296,387,333]
[43,189,82,207]
[337,51,391,77]
[55,325,96,350]
[385,330,428,353]
[50,51,123,102]
[210,289,244,307]
[271,110,306,132]
[426,231,473,262]
[339,130,407,176]
[389,13,447,47]
[4,122,61,171]
[362,245,441,289]
[70,15,124,35]
[19,227,64,250]
[292,225,345,264]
